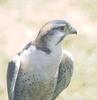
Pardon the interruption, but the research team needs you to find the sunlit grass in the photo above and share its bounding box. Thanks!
[73,0,97,21]
[0,0,7,4]
[0,86,3,95]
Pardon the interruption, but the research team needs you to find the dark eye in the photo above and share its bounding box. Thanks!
[48,31,54,35]
[59,26,64,31]
[53,26,64,31]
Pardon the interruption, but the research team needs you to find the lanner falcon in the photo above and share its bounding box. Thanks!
[7,20,77,100]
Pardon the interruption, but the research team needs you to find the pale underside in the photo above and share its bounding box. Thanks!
[7,44,73,100]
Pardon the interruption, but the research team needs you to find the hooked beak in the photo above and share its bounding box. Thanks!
[69,27,77,35]
[56,26,77,45]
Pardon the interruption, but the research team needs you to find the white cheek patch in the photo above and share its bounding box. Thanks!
[49,31,65,46]
[55,31,64,37]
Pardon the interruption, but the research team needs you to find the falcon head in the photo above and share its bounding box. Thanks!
[35,20,77,48]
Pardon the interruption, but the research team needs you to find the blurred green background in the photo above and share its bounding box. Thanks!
[0,0,97,100]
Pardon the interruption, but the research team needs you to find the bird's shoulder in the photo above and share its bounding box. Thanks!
[18,41,33,55]
[61,49,74,76]
[62,49,74,64]
[7,55,20,81]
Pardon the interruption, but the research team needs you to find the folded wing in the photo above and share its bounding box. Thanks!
[52,50,74,100]
[7,55,20,100]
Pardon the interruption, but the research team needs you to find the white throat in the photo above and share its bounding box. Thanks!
[20,45,63,79]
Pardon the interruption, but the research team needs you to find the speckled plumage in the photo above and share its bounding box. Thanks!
[7,20,77,100]
[51,50,74,100]
[8,43,62,100]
